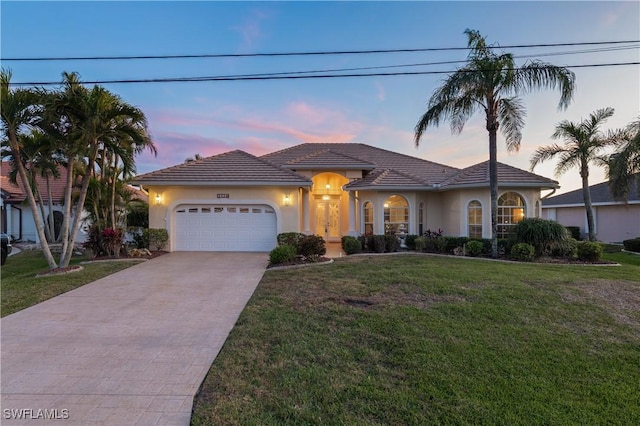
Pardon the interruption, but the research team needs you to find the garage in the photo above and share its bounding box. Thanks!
[173,204,277,252]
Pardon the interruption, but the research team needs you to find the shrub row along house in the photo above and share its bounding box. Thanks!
[133,143,558,252]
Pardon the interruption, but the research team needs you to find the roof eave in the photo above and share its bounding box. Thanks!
[132,180,312,187]
[542,200,640,208]
[443,182,560,190]
[343,184,434,191]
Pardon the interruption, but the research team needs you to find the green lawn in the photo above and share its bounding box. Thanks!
[192,254,640,425]
[0,250,142,317]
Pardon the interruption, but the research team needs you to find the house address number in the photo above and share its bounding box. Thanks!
[217,194,230,198]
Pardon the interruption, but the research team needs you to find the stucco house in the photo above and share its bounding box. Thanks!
[542,176,640,243]
[133,143,558,252]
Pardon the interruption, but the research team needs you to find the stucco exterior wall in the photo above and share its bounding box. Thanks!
[1,201,86,243]
[148,185,300,250]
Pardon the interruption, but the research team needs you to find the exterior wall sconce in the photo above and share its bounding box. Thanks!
[322,195,330,201]
[325,184,331,190]
[155,194,162,206]
[283,194,291,206]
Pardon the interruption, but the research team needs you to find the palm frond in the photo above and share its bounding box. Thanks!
[498,97,526,152]
[515,61,576,110]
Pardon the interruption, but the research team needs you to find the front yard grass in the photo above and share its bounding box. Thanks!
[192,254,640,425]
[1,250,142,317]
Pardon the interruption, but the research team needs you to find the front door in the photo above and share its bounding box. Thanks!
[315,198,340,242]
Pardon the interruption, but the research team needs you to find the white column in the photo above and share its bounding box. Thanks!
[347,191,357,236]
[303,189,312,234]
[375,195,386,235]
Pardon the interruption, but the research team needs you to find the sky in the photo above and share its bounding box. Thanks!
[2,1,639,195]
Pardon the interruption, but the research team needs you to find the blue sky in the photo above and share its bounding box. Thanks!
[2,1,639,194]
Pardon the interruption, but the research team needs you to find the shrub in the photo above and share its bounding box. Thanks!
[423,236,446,253]
[277,232,305,249]
[498,239,516,256]
[341,236,362,255]
[510,243,536,262]
[566,226,581,240]
[465,240,483,257]
[576,241,603,262]
[404,234,418,250]
[298,235,326,259]
[415,237,427,252]
[83,225,106,258]
[132,231,149,249]
[622,238,640,253]
[385,235,400,252]
[550,238,578,259]
[444,237,469,254]
[372,235,386,253]
[83,226,124,258]
[513,218,569,256]
[145,228,169,251]
[269,244,297,265]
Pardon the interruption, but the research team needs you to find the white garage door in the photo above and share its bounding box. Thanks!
[173,205,277,252]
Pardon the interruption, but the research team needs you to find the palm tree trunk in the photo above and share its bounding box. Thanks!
[45,174,57,241]
[8,131,57,268]
[110,154,119,229]
[581,164,596,241]
[59,160,74,263]
[487,109,499,258]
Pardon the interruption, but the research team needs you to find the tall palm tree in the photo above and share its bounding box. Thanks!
[1,69,58,268]
[414,29,575,257]
[530,107,617,241]
[607,117,640,200]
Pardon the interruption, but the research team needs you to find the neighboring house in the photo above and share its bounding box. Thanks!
[0,162,90,243]
[542,176,640,243]
[133,143,558,252]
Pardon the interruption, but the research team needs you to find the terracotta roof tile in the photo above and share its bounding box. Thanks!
[344,168,427,189]
[0,162,68,203]
[133,150,311,186]
[284,149,377,169]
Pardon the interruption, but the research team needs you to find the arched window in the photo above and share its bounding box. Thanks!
[468,200,482,238]
[384,195,409,237]
[363,202,374,236]
[418,202,425,235]
[497,192,526,238]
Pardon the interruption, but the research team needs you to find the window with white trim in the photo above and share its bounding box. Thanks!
[497,192,526,238]
[363,202,374,236]
[468,200,482,239]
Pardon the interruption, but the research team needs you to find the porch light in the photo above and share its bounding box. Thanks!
[155,194,162,206]
[384,203,389,208]
[283,194,291,206]
[325,184,331,190]
[322,195,330,201]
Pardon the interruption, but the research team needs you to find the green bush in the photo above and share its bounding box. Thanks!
[550,238,578,259]
[510,243,536,262]
[444,236,469,253]
[298,235,326,259]
[566,226,581,240]
[145,228,169,251]
[341,236,362,255]
[498,239,516,256]
[269,244,297,265]
[513,218,569,255]
[372,235,386,253]
[385,235,400,252]
[415,237,427,252]
[577,241,603,261]
[404,235,418,250]
[424,236,446,253]
[277,232,305,249]
[622,238,640,253]
[465,240,483,257]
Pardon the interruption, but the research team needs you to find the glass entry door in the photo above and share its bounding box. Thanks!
[315,198,340,241]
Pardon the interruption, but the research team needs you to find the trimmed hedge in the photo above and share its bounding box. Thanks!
[622,238,640,253]
[341,236,362,255]
[577,241,602,261]
[269,244,297,264]
[511,243,536,262]
[465,240,483,257]
[566,226,581,240]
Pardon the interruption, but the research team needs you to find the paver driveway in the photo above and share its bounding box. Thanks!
[1,252,267,425]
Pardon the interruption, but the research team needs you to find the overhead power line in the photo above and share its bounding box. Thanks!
[2,40,639,62]
[11,62,640,87]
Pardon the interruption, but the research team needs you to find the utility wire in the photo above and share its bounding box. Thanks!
[2,40,639,61]
[11,62,640,86]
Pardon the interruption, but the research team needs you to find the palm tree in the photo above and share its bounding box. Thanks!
[530,107,617,241]
[414,29,575,257]
[1,69,58,268]
[607,117,640,200]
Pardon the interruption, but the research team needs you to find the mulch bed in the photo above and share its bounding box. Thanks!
[267,256,331,269]
[87,250,169,262]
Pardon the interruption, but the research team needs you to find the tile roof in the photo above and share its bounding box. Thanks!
[281,148,377,169]
[542,175,639,206]
[443,160,559,189]
[133,150,312,186]
[344,168,428,189]
[0,162,69,203]
[262,143,459,185]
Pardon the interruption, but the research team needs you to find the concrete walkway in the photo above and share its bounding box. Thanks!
[1,252,268,425]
